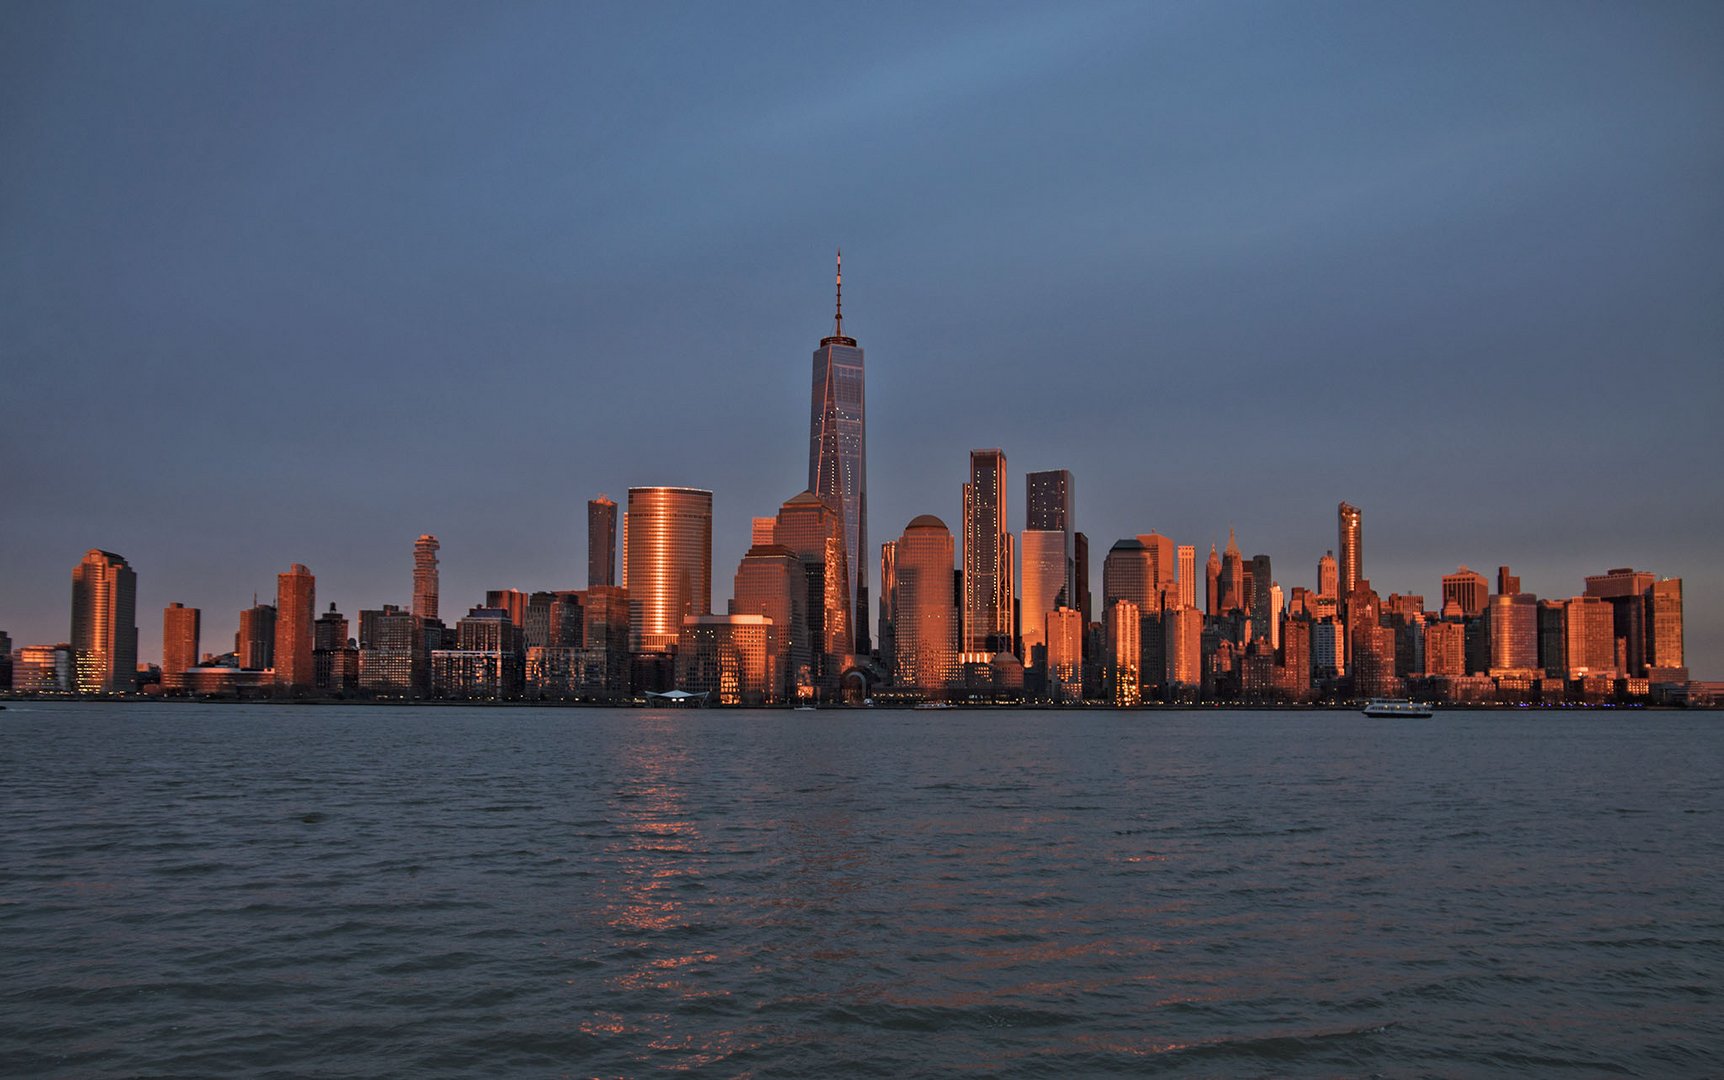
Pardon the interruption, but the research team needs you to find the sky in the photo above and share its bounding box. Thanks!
[3,1,1721,676]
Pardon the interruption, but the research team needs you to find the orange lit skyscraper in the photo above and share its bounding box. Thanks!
[624,487,712,652]
[273,564,316,691]
[963,449,1014,654]
[1021,468,1074,664]
[892,515,958,693]
[1177,545,1196,609]
[70,549,137,694]
[771,491,851,698]
[808,252,869,653]
[1338,502,1363,600]
[161,602,199,691]
[413,534,440,621]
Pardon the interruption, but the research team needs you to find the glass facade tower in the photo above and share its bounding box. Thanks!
[624,487,713,652]
[808,252,868,655]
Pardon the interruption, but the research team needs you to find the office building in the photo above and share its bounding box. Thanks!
[771,491,851,698]
[1487,592,1538,675]
[413,534,440,621]
[587,496,617,588]
[273,564,316,691]
[1564,595,1616,677]
[1205,545,1221,615]
[1105,599,1141,707]
[624,486,713,652]
[1102,539,1156,613]
[1645,578,1683,671]
[891,515,958,693]
[676,614,780,705]
[1442,566,1490,619]
[70,549,137,694]
[808,252,869,653]
[161,603,200,692]
[358,604,425,696]
[1177,545,1196,609]
[963,449,1014,654]
[731,543,803,702]
[1045,606,1083,703]
[1218,529,1244,615]
[237,602,276,670]
[1021,468,1075,664]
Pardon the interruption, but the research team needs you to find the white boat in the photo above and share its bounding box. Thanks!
[1362,698,1433,718]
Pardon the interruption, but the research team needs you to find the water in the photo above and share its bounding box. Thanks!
[2,703,1720,1077]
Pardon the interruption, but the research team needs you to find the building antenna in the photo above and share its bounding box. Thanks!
[834,247,843,339]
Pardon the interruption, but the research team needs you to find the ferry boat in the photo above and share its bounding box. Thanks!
[1362,698,1433,718]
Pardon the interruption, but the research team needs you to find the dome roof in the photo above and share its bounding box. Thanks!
[906,514,948,532]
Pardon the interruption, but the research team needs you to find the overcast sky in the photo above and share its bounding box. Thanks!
[3,1,1721,675]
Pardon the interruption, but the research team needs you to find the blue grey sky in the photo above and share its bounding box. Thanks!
[3,2,1721,675]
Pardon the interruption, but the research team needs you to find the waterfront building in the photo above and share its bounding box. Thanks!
[588,496,617,588]
[963,449,1014,655]
[432,607,525,698]
[808,252,869,653]
[1045,606,1083,704]
[161,603,199,692]
[731,543,803,702]
[1487,593,1539,675]
[14,643,73,692]
[273,564,316,692]
[625,487,713,652]
[1177,545,1196,609]
[1645,578,1683,671]
[70,549,137,694]
[358,604,425,696]
[412,534,440,621]
[524,592,555,649]
[676,614,780,705]
[1338,502,1363,601]
[1584,568,1655,676]
[1538,600,1567,678]
[771,491,851,698]
[891,515,958,694]
[581,584,631,698]
[1353,623,1400,698]
[1075,532,1093,626]
[1442,566,1490,619]
[1105,600,1141,706]
[551,590,585,648]
[313,602,356,692]
[0,630,10,691]
[1564,595,1617,678]
[237,603,276,670]
[878,540,897,673]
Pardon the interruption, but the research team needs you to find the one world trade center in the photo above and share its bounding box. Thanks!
[808,250,868,654]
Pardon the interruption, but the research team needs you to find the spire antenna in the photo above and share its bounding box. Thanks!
[834,247,843,338]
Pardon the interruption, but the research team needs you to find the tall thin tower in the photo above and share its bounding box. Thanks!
[808,250,869,655]
[588,496,617,588]
[963,449,1014,655]
[70,549,137,694]
[413,535,440,621]
[1337,502,1362,600]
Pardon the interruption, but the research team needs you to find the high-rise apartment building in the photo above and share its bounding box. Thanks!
[962,449,1014,654]
[1045,607,1083,703]
[1163,605,1204,694]
[485,589,528,628]
[161,602,200,692]
[588,497,617,588]
[624,487,713,652]
[1645,578,1683,671]
[273,564,316,691]
[1338,502,1362,600]
[1318,551,1339,600]
[237,602,276,670]
[1105,599,1141,706]
[808,252,869,653]
[1563,595,1616,677]
[1487,592,1538,675]
[676,614,780,706]
[413,534,440,621]
[1442,566,1490,618]
[891,515,958,693]
[70,549,137,694]
[358,603,424,696]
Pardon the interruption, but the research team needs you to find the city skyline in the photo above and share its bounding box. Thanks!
[1,4,1719,676]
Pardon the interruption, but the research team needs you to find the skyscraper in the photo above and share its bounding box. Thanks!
[1218,529,1244,615]
[808,251,868,653]
[588,496,617,588]
[891,515,958,693]
[161,602,199,692]
[1021,469,1075,664]
[237,602,276,670]
[413,534,440,621]
[273,564,316,691]
[768,491,851,697]
[1645,578,1684,671]
[1338,502,1363,600]
[70,549,137,694]
[1177,545,1196,609]
[963,449,1014,654]
[624,487,712,652]
[731,543,803,702]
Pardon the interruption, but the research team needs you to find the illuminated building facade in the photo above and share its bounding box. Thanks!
[1177,544,1196,609]
[625,486,713,652]
[581,584,631,698]
[1218,529,1244,615]
[161,602,199,692]
[891,515,958,693]
[1487,592,1539,675]
[1163,605,1203,695]
[878,540,897,674]
[731,543,802,702]
[70,549,137,694]
[1045,607,1083,703]
[358,604,425,696]
[1136,532,1176,607]
[1105,599,1141,706]
[808,252,869,653]
[273,564,316,691]
[963,449,1014,654]
[771,491,850,698]
[1022,469,1075,664]
[1205,545,1221,615]
[1645,578,1683,671]
[14,644,73,693]
[413,534,439,621]
[1338,502,1362,600]
[676,614,780,705]
[313,602,356,692]
[1318,551,1339,601]
[588,496,617,588]
[1102,539,1155,613]
[1563,595,1616,677]
[1442,566,1490,619]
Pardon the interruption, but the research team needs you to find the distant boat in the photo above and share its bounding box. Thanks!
[644,689,708,708]
[913,702,954,710]
[1362,698,1433,718]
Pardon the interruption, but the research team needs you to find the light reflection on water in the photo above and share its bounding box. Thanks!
[2,703,1720,1077]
